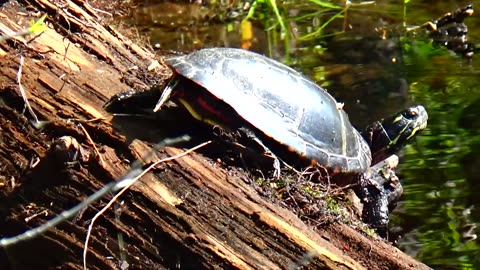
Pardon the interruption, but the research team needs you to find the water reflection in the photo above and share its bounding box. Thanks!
[125,2,270,52]
[124,0,480,268]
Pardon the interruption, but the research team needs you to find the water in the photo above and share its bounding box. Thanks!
[123,0,480,268]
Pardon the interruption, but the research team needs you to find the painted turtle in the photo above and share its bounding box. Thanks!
[107,48,427,172]
[105,47,428,231]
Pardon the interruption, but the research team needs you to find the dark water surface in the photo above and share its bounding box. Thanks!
[123,0,480,268]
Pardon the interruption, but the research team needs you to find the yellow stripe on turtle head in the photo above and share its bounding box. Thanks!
[406,126,420,140]
[392,115,404,124]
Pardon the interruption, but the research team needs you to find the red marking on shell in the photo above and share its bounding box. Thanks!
[332,167,342,174]
[196,97,231,123]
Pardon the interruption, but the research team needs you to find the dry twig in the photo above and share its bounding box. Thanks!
[82,140,212,270]
[0,136,191,248]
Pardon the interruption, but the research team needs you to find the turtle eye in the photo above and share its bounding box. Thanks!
[405,107,418,118]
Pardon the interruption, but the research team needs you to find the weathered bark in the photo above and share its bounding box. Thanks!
[0,1,431,269]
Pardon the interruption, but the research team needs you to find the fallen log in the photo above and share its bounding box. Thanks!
[0,0,431,269]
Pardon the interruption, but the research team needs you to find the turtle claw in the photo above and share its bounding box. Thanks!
[271,154,282,179]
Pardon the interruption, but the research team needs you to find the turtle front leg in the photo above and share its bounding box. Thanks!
[237,127,282,178]
[355,155,403,237]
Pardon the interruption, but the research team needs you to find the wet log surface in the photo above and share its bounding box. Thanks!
[0,1,431,269]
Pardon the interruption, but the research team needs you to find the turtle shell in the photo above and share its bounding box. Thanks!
[166,48,372,173]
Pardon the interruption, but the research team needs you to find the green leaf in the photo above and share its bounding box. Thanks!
[28,14,48,34]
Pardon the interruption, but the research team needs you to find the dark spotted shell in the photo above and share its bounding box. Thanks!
[167,48,372,173]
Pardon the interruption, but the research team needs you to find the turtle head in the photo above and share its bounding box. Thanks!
[362,105,428,165]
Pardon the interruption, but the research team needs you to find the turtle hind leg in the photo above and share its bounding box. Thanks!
[104,88,162,115]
